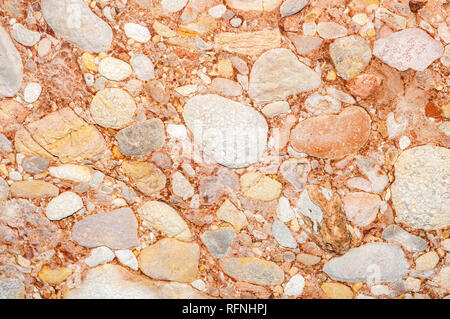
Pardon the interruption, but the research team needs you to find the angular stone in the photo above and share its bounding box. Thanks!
[214,29,281,56]
[0,177,8,201]
[119,161,166,196]
[211,78,242,97]
[41,0,112,53]
[12,23,40,46]
[304,93,341,115]
[284,274,305,296]
[290,106,371,159]
[391,145,450,230]
[138,200,192,241]
[22,156,50,175]
[317,22,347,39]
[343,192,381,227]
[347,73,382,98]
[373,28,444,71]
[323,243,409,282]
[98,57,132,81]
[216,199,248,231]
[0,25,23,97]
[272,220,297,248]
[280,0,308,17]
[10,181,59,199]
[71,208,139,249]
[288,34,323,55]
[201,228,235,258]
[240,172,282,202]
[172,172,194,200]
[330,36,372,81]
[381,225,427,253]
[0,99,28,132]
[249,48,321,103]
[116,119,165,156]
[0,279,25,299]
[48,164,91,183]
[276,196,295,223]
[16,107,107,163]
[65,264,207,299]
[220,257,284,286]
[183,94,268,168]
[130,54,154,80]
[138,238,199,283]
[45,191,84,220]
[321,282,353,299]
[85,246,115,267]
[115,249,138,271]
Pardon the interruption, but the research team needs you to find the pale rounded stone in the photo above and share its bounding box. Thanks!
[45,191,83,220]
[10,181,59,199]
[304,93,341,115]
[262,101,290,117]
[49,164,91,183]
[415,251,439,271]
[276,197,296,223]
[391,145,450,230]
[12,23,40,46]
[225,0,282,11]
[124,23,151,43]
[162,0,188,12]
[381,225,428,253]
[115,119,165,156]
[317,22,348,39]
[435,266,450,291]
[23,82,42,103]
[373,28,444,71]
[321,283,353,299]
[280,0,308,17]
[208,5,227,18]
[0,25,23,97]
[284,274,305,296]
[289,34,323,56]
[38,38,51,57]
[296,253,321,266]
[85,246,115,267]
[98,57,132,81]
[201,228,235,258]
[272,220,297,248]
[290,106,371,159]
[120,161,166,196]
[330,35,372,81]
[138,238,200,283]
[210,78,242,97]
[240,172,282,202]
[221,257,284,286]
[183,94,268,168]
[90,88,136,129]
[249,48,321,103]
[115,249,138,271]
[166,124,187,140]
[405,277,421,292]
[172,172,194,200]
[22,156,50,174]
[216,199,248,231]
[130,54,154,80]
[41,0,112,53]
[343,192,381,227]
[138,200,192,241]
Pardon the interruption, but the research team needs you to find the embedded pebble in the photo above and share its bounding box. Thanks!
[124,23,151,43]
[0,25,23,97]
[381,225,428,253]
[12,23,40,47]
[23,83,42,103]
[284,274,305,296]
[220,257,284,286]
[304,93,341,115]
[98,57,133,81]
[49,164,91,183]
[280,0,308,17]
[130,54,155,81]
[201,228,236,258]
[85,246,115,267]
[115,250,139,271]
[271,220,297,248]
[45,191,84,220]
[115,119,165,156]
[172,172,194,200]
[317,22,348,39]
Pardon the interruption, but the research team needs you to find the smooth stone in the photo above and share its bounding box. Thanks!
[0,133,12,153]
[130,54,154,80]
[22,156,49,174]
[220,257,284,286]
[115,249,138,271]
[119,161,166,196]
[41,0,112,53]
[240,172,282,201]
[208,5,227,18]
[162,0,188,12]
[288,34,323,55]
[0,25,23,97]
[85,246,115,267]
[296,253,321,266]
[48,164,91,183]
[138,238,200,283]
[280,0,308,17]
[373,28,444,71]
[321,282,353,299]
[262,101,290,117]
[284,274,305,296]
[10,181,59,199]
[12,23,40,46]
[0,177,9,201]
[272,220,297,249]
[45,191,83,220]
[249,48,321,103]
[216,199,248,231]
[323,243,409,283]
[225,0,282,11]
[71,208,139,249]
[210,78,242,97]
[317,22,347,39]
[124,23,150,43]
[415,252,439,271]
[23,82,42,103]
[38,266,72,285]
[0,279,25,299]
[98,57,132,81]
[304,93,341,115]
[276,196,296,223]
[172,172,194,200]
[343,192,381,227]
[381,225,428,253]
[290,106,371,159]
[183,94,268,168]
[116,119,165,156]
[329,35,372,81]
[138,200,192,241]
[391,145,450,230]
[200,228,236,258]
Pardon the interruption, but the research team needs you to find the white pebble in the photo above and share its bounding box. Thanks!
[166,124,187,141]
[284,274,305,296]
[398,136,411,150]
[130,54,154,80]
[208,5,227,18]
[124,23,151,43]
[85,246,115,267]
[23,82,42,103]
[115,249,138,270]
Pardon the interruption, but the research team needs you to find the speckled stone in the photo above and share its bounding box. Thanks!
[220,257,284,286]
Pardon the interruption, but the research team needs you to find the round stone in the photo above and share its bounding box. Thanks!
[23,82,42,103]
[45,191,84,220]
[124,23,151,43]
[116,119,165,156]
[161,0,188,12]
[98,57,132,81]
[130,54,154,81]
[90,88,136,129]
[12,23,40,47]
[391,145,450,230]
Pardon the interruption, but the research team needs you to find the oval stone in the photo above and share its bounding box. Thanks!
[0,25,23,97]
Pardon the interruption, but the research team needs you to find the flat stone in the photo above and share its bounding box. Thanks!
[343,192,381,227]
[115,249,138,271]
[183,94,268,168]
[48,164,91,183]
[0,25,23,97]
[162,0,188,12]
[172,172,194,200]
[272,220,297,248]
[317,22,348,39]
[16,107,107,163]
[138,238,200,283]
[124,23,151,43]
[381,225,428,253]
[288,34,323,55]
[284,274,305,296]
[138,200,192,241]
[120,161,166,196]
[65,264,207,298]
[0,177,9,201]
[98,57,132,81]
[208,5,227,18]
[296,253,321,266]
[211,78,242,97]
[201,228,236,258]
[290,106,371,159]
[225,0,282,11]
[240,172,282,201]
[220,257,284,286]
[329,35,372,81]
[415,251,439,271]
[304,93,341,115]
[214,29,281,56]
[391,145,450,230]
[12,23,40,46]
[262,101,290,117]
[216,199,248,231]
[116,119,165,156]
[152,21,177,38]
[249,48,321,103]
[347,73,382,98]
[22,156,50,174]
[38,266,72,285]
[280,0,308,17]
[0,133,12,154]
[373,28,444,71]
[71,208,139,249]
[45,191,83,220]
[323,243,409,282]
[10,181,59,199]
[41,0,112,53]
[0,279,25,299]
[85,246,115,267]
[321,282,353,299]
[130,54,154,80]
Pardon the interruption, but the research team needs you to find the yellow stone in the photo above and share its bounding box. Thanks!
[352,13,368,25]
[179,16,217,35]
[216,199,248,231]
[352,282,363,292]
[10,180,59,199]
[81,52,97,73]
[240,172,282,201]
[217,59,234,78]
[39,266,72,285]
[119,161,166,196]
[214,29,281,56]
[321,282,353,299]
[326,70,336,81]
[153,21,177,38]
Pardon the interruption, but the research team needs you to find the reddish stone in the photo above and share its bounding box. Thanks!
[424,101,442,118]
[347,74,382,98]
[0,99,28,132]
